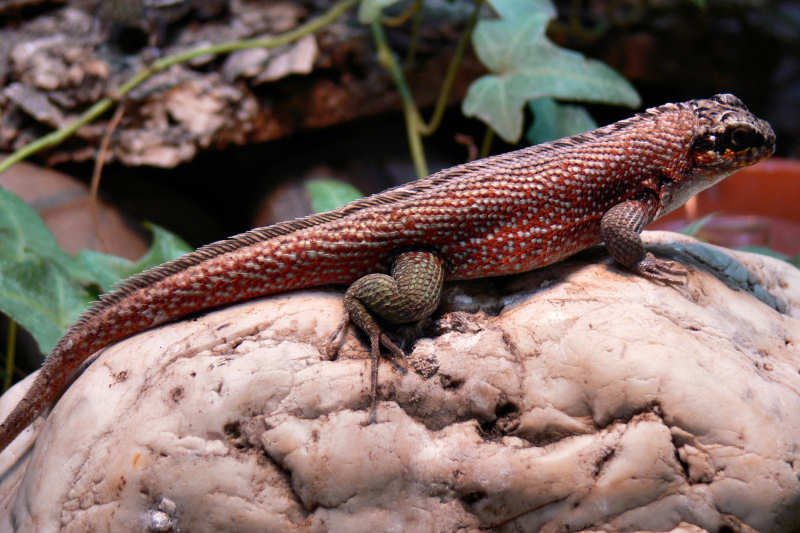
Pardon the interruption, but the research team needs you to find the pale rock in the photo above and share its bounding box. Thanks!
[0,232,798,532]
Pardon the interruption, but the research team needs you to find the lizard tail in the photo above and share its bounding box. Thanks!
[0,226,374,453]
[0,331,100,452]
[0,385,47,452]
[0,192,407,453]
[0,362,61,452]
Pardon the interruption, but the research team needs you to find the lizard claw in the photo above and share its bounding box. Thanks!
[324,316,349,361]
[633,252,689,287]
[328,314,408,424]
[379,333,408,373]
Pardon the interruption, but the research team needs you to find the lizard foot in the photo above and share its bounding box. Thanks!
[325,317,406,370]
[325,313,408,424]
[365,332,409,425]
[633,252,689,286]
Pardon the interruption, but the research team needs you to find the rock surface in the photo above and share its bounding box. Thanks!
[0,232,799,532]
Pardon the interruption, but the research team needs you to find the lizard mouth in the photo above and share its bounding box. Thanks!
[694,141,775,171]
[730,117,777,166]
[730,143,775,166]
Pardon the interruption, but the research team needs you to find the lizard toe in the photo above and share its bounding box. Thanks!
[634,253,689,286]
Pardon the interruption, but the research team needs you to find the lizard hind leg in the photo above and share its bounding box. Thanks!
[339,250,445,423]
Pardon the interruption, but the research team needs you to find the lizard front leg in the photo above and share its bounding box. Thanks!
[601,198,687,285]
[331,250,444,423]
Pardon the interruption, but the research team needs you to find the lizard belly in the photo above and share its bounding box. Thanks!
[438,218,603,280]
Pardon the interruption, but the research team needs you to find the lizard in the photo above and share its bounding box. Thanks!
[0,93,775,453]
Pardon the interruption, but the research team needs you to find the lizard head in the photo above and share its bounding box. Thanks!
[653,94,774,219]
[687,93,775,175]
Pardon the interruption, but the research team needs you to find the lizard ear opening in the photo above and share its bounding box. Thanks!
[691,134,716,154]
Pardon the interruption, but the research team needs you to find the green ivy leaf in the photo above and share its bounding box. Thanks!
[463,0,640,142]
[0,256,90,354]
[75,223,192,294]
[0,188,90,352]
[679,213,718,237]
[735,245,789,260]
[358,0,405,23]
[0,188,74,271]
[736,245,800,268]
[74,249,131,296]
[736,244,800,268]
[527,98,597,145]
[307,179,363,213]
[0,186,193,353]
[131,223,193,274]
[487,0,555,19]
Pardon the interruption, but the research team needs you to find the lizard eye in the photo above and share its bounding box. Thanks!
[726,126,761,150]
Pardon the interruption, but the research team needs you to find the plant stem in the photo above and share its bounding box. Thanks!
[4,320,16,392]
[382,0,420,27]
[479,126,494,158]
[371,20,428,177]
[416,0,483,136]
[0,0,358,175]
[372,0,484,176]
[403,103,428,177]
[403,0,422,69]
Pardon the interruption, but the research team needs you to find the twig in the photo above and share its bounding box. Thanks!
[0,0,358,175]
[3,320,16,392]
[454,133,478,162]
[90,102,126,253]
